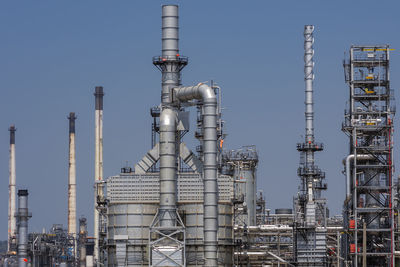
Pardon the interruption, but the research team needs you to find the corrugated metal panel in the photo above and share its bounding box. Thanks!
[106,173,233,203]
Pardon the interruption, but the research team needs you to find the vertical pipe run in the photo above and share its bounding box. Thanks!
[8,125,16,252]
[94,86,104,266]
[159,108,178,227]
[174,84,218,266]
[68,113,77,237]
[17,190,30,267]
[161,5,180,105]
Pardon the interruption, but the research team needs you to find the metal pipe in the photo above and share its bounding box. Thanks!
[93,86,104,266]
[343,154,373,198]
[68,113,77,237]
[174,83,218,267]
[159,108,178,226]
[17,190,30,267]
[8,125,16,252]
[161,5,180,105]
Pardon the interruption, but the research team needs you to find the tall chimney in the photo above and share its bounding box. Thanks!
[8,125,17,252]
[94,86,104,265]
[68,113,77,238]
[17,189,31,267]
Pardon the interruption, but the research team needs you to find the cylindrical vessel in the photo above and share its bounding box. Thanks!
[107,203,158,266]
[17,190,30,267]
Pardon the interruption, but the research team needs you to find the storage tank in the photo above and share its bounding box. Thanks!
[106,173,234,266]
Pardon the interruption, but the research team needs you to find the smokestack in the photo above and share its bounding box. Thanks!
[303,25,317,226]
[17,190,31,267]
[8,125,16,252]
[79,218,87,267]
[94,86,104,265]
[157,5,187,105]
[68,113,77,237]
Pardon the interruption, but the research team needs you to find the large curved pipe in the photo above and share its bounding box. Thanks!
[159,108,178,227]
[174,84,218,266]
[343,154,374,198]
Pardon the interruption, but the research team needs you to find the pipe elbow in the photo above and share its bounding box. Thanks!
[198,84,217,103]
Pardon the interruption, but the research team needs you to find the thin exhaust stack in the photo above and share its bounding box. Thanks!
[68,113,77,238]
[94,86,104,266]
[8,125,17,252]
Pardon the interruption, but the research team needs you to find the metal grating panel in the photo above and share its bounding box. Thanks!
[106,173,233,203]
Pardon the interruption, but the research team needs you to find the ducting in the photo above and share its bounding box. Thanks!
[159,108,178,227]
[173,83,218,266]
[17,190,31,267]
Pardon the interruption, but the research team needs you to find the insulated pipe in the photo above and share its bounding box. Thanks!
[68,113,77,237]
[8,125,16,252]
[17,190,30,267]
[161,5,180,105]
[93,86,104,266]
[343,154,374,198]
[174,83,218,267]
[159,108,178,227]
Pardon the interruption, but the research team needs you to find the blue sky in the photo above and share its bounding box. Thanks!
[0,0,399,239]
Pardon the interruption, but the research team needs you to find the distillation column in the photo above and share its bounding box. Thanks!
[294,25,327,266]
[68,113,77,240]
[94,86,104,266]
[342,45,395,267]
[8,125,17,252]
[16,189,31,267]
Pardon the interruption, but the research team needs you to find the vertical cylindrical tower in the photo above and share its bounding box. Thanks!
[68,113,77,237]
[304,25,315,205]
[304,25,314,146]
[8,125,17,252]
[79,218,88,267]
[17,190,30,267]
[94,86,104,265]
[161,5,180,105]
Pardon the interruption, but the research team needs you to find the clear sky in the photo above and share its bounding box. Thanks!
[0,0,399,239]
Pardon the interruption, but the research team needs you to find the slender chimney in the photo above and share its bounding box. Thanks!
[94,86,104,265]
[68,113,77,237]
[8,125,16,252]
[17,189,31,267]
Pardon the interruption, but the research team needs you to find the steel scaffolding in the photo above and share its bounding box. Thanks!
[342,45,395,266]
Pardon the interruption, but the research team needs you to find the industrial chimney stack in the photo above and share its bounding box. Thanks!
[94,86,104,266]
[68,113,77,239]
[8,125,17,252]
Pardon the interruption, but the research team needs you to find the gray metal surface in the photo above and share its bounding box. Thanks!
[16,190,31,267]
[174,84,218,266]
[106,173,233,267]
[159,108,178,227]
